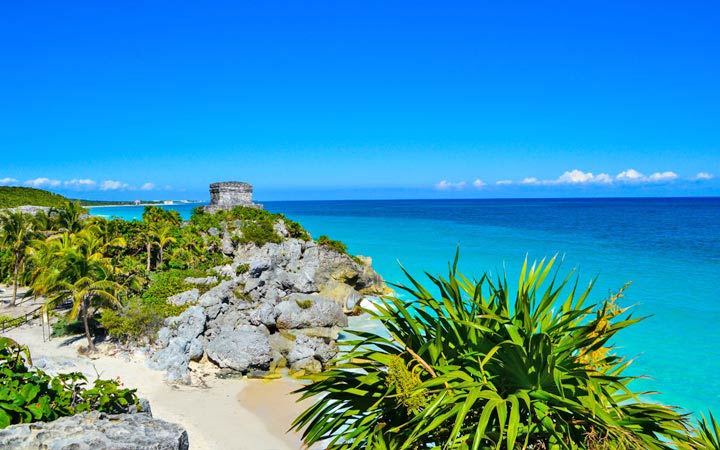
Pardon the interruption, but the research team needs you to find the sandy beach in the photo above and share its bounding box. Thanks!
[3,320,315,450]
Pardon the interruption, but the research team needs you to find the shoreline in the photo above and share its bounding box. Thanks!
[3,322,313,450]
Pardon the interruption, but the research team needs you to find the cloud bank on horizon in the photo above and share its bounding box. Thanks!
[435,169,715,191]
[0,177,164,192]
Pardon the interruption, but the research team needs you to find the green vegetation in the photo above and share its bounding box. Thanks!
[0,337,139,429]
[0,187,70,209]
[0,190,356,348]
[293,254,716,449]
[317,235,347,254]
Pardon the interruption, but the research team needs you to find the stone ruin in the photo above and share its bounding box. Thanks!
[204,181,263,213]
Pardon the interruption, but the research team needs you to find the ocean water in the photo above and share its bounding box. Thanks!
[89,198,720,414]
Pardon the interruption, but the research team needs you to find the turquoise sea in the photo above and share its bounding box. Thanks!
[89,197,720,415]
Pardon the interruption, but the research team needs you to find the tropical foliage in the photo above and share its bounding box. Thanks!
[0,210,36,306]
[0,196,317,348]
[292,255,703,449]
[0,337,138,429]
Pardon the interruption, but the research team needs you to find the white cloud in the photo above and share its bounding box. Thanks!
[496,180,512,185]
[24,177,61,188]
[646,171,678,183]
[472,178,486,188]
[63,178,96,190]
[556,169,595,184]
[616,169,645,182]
[521,177,539,185]
[434,180,467,191]
[100,180,130,191]
[140,182,155,191]
[615,169,677,184]
[594,173,613,183]
[553,169,613,185]
[0,177,18,185]
[695,172,714,180]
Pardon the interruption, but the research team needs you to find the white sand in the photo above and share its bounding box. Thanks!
[3,322,313,450]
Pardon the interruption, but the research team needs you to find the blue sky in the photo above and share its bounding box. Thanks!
[1,1,718,200]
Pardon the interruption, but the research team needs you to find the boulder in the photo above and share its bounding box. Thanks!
[0,411,189,450]
[206,326,272,373]
[287,334,337,365]
[248,259,273,277]
[168,306,206,342]
[249,302,278,328]
[147,339,191,384]
[221,232,235,255]
[167,288,199,307]
[275,296,348,329]
[184,276,218,285]
[290,357,323,374]
[319,281,362,312]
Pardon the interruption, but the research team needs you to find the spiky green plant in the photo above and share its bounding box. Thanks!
[693,412,720,449]
[292,254,694,449]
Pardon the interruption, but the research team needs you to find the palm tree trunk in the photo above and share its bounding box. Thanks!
[159,245,164,266]
[146,242,152,271]
[10,262,18,307]
[82,299,95,351]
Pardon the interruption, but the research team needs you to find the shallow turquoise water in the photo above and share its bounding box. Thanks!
[89,198,720,414]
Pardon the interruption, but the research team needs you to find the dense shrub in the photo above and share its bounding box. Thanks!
[100,298,186,344]
[0,337,139,429]
[317,235,348,254]
[51,316,102,338]
[141,269,205,305]
[238,220,282,246]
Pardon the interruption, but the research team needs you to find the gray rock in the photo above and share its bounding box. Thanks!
[213,264,235,279]
[0,411,189,450]
[206,326,272,373]
[221,232,234,255]
[174,306,206,342]
[208,226,220,237]
[186,337,204,361]
[249,259,272,277]
[167,288,199,306]
[199,280,236,308]
[287,334,337,364]
[290,357,323,374]
[319,281,362,312]
[250,302,278,328]
[156,327,172,347]
[273,220,289,238]
[275,296,348,329]
[184,276,218,285]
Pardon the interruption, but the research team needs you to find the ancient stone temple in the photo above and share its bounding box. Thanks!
[204,181,263,212]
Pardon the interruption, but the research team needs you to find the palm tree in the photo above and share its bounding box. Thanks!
[292,255,693,449]
[152,224,176,268]
[0,210,35,306]
[30,229,123,351]
[141,226,154,272]
[51,201,86,234]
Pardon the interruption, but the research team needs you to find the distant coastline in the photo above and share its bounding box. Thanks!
[85,201,203,208]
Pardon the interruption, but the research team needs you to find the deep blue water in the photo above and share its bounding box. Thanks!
[89,198,720,414]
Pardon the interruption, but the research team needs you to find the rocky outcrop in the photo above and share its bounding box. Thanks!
[0,411,189,450]
[148,220,388,383]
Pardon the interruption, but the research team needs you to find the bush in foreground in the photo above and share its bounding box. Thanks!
[292,254,704,449]
[0,337,138,429]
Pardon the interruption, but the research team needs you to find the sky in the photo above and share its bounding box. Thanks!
[1,1,718,201]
